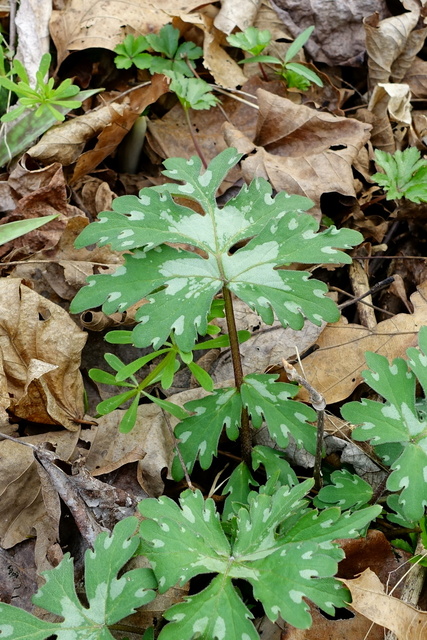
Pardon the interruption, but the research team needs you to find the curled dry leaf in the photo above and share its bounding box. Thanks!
[223,88,372,218]
[294,280,427,405]
[214,0,262,34]
[0,279,87,429]
[340,568,427,640]
[364,9,427,89]
[0,430,79,548]
[181,9,247,89]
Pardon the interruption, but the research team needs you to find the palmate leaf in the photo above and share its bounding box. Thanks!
[341,335,427,522]
[138,484,379,637]
[71,148,362,351]
[0,518,156,640]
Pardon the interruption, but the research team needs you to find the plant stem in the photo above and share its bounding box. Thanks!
[258,62,269,81]
[184,107,208,169]
[222,285,252,466]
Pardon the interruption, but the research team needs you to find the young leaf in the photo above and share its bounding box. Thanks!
[71,148,362,352]
[284,62,323,87]
[226,27,272,56]
[166,72,219,110]
[284,26,315,63]
[119,393,140,433]
[341,345,427,522]
[241,373,317,453]
[372,147,427,203]
[0,517,156,640]
[222,461,259,521]
[313,469,373,510]
[171,386,242,480]
[0,214,58,245]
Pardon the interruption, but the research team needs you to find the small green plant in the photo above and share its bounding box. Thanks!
[70,147,362,469]
[0,215,58,246]
[372,147,427,203]
[227,25,323,90]
[0,53,82,122]
[0,517,157,640]
[342,326,427,524]
[114,25,203,77]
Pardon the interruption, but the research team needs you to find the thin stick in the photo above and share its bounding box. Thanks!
[210,86,259,109]
[282,359,326,490]
[338,276,395,310]
[159,405,194,491]
[184,107,208,169]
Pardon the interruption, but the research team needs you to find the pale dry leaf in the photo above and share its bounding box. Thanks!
[15,0,51,84]
[181,9,248,88]
[0,430,79,548]
[212,299,326,380]
[0,279,86,429]
[341,568,427,640]
[223,89,372,218]
[294,280,427,405]
[28,104,128,166]
[214,0,262,34]
[364,10,427,89]
[72,75,169,182]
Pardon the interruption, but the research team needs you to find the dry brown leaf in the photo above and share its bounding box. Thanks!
[0,430,79,548]
[294,280,427,405]
[364,10,427,89]
[72,76,169,182]
[49,0,207,65]
[223,89,372,218]
[0,279,87,429]
[211,298,326,380]
[341,568,427,640]
[270,0,389,66]
[404,56,427,98]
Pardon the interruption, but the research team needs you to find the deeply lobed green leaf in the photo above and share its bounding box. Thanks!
[71,148,362,352]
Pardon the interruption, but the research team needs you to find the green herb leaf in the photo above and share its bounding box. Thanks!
[172,387,242,479]
[284,26,315,63]
[314,469,373,510]
[372,147,427,203]
[71,148,362,352]
[341,335,427,522]
[0,518,156,639]
[226,27,272,56]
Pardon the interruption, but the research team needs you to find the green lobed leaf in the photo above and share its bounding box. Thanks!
[71,149,362,351]
[251,444,298,487]
[139,484,379,633]
[226,27,272,56]
[138,490,231,590]
[159,574,258,640]
[241,373,317,453]
[172,387,242,480]
[313,469,373,510]
[373,147,427,202]
[221,461,259,521]
[341,342,427,521]
[0,518,156,640]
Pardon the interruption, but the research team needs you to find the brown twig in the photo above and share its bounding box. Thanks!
[281,359,326,490]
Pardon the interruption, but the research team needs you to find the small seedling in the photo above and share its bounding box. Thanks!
[0,53,82,122]
[114,24,203,77]
[372,147,427,203]
[227,25,323,90]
